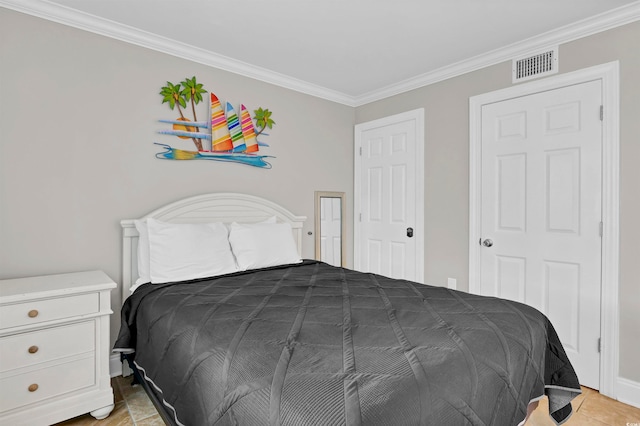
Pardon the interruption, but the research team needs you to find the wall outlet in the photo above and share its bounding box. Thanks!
[447,278,457,290]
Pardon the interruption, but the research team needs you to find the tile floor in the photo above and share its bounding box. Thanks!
[54,376,163,426]
[55,378,640,426]
[525,386,640,426]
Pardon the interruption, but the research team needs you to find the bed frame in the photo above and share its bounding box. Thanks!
[121,192,307,301]
[116,194,577,426]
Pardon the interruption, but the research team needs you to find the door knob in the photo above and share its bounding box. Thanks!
[482,239,493,247]
[406,227,414,238]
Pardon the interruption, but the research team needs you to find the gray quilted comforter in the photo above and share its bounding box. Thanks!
[114,260,580,426]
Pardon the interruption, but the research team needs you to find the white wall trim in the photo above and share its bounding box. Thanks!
[617,377,640,409]
[0,0,353,106]
[354,3,638,106]
[354,108,425,284]
[109,353,122,378]
[1,0,638,107]
[469,61,620,399]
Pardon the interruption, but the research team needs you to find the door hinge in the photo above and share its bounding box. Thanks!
[599,221,603,237]
[359,213,362,222]
[600,105,604,121]
[598,337,601,353]
[359,146,363,156]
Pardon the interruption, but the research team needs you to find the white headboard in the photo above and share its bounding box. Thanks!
[121,193,307,301]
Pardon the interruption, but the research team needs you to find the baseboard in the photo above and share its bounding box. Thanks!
[617,376,640,409]
[109,353,122,377]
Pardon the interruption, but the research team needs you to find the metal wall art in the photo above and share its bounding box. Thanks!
[156,76,275,168]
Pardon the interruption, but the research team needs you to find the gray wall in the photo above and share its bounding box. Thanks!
[0,9,354,344]
[355,22,640,382]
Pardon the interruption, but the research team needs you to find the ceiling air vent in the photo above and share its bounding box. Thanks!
[512,47,558,83]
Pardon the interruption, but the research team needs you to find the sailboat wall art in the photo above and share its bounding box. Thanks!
[156,77,276,168]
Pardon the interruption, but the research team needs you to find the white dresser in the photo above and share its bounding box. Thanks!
[0,270,117,425]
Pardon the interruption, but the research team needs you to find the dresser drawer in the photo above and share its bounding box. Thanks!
[0,293,98,329]
[0,355,95,412]
[0,321,95,373]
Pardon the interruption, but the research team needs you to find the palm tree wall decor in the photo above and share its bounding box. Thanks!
[157,76,276,168]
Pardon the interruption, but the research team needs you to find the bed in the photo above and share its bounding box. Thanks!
[114,192,581,426]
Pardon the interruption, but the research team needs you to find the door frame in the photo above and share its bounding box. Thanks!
[354,108,425,283]
[468,61,620,398]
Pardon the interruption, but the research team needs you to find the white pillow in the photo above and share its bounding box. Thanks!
[147,219,238,283]
[228,222,301,270]
[132,219,150,291]
[130,217,278,291]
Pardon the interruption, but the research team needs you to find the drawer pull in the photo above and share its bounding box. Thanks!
[28,384,39,392]
[28,345,39,354]
[28,309,39,318]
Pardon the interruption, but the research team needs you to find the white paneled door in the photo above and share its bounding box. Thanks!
[355,109,424,283]
[479,80,602,389]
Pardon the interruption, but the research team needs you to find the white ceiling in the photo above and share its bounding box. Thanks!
[3,0,640,105]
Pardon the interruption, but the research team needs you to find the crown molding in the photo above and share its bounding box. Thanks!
[2,0,639,107]
[353,1,640,106]
[0,0,355,106]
